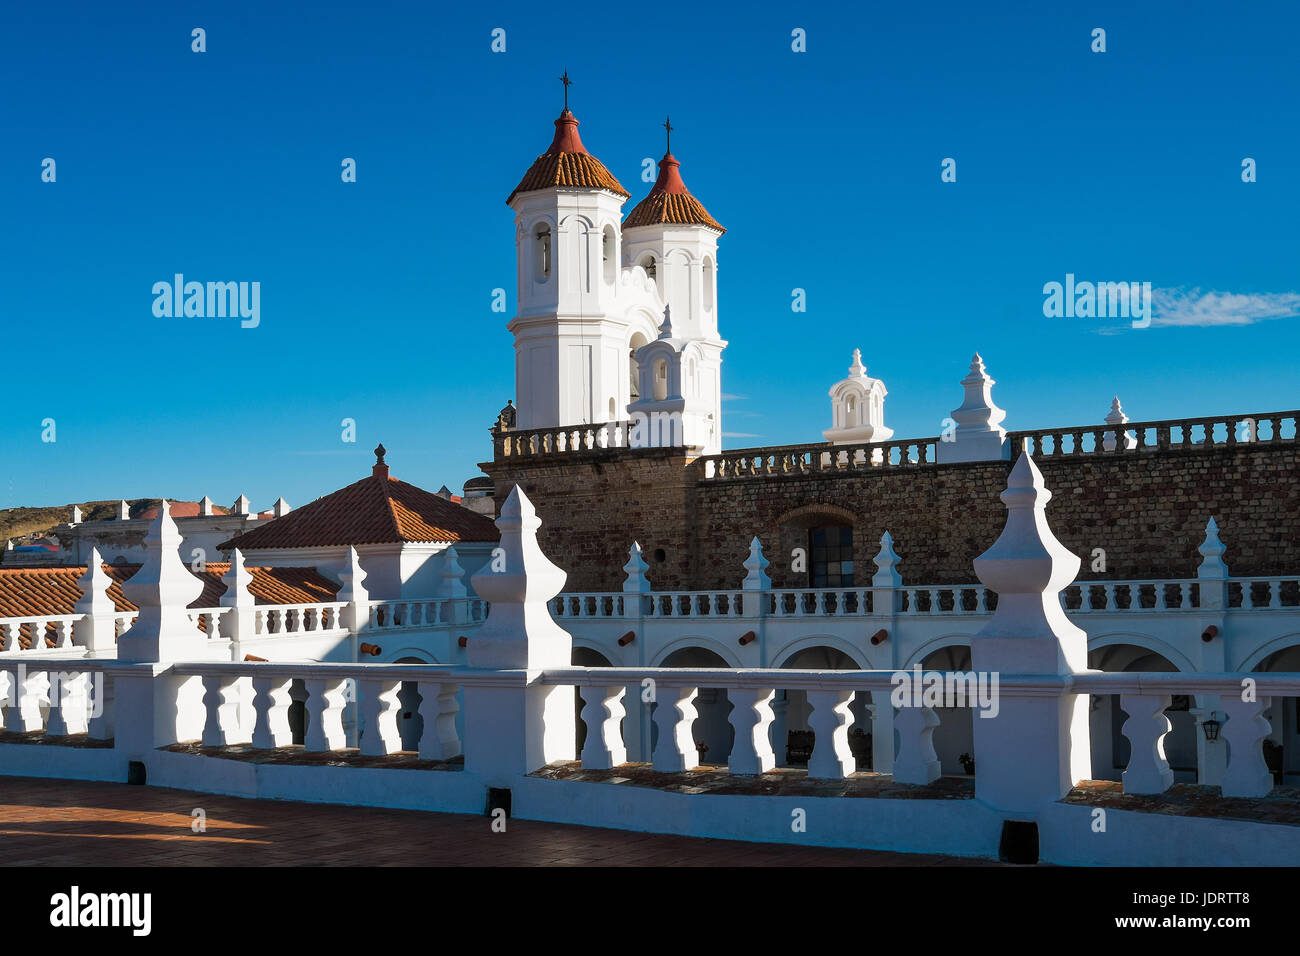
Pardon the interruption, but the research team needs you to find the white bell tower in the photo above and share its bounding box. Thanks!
[507,77,633,430]
[621,118,726,454]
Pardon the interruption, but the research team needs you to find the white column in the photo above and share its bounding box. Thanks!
[969,452,1091,814]
[463,486,575,784]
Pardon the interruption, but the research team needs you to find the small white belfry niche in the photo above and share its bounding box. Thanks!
[823,349,893,447]
[626,305,722,454]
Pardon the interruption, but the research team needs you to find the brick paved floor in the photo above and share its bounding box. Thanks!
[0,776,998,866]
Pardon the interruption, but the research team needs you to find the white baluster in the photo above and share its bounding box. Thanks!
[201,675,245,746]
[87,672,113,740]
[12,668,46,731]
[578,683,627,769]
[929,589,941,615]
[358,678,403,755]
[1103,584,1117,611]
[0,668,14,730]
[1155,583,1168,610]
[1219,694,1274,797]
[304,678,349,751]
[54,619,75,648]
[975,588,988,614]
[417,681,461,760]
[652,686,700,772]
[806,689,855,778]
[728,688,776,774]
[1118,694,1174,793]
[45,671,91,736]
[893,704,941,784]
[250,676,294,748]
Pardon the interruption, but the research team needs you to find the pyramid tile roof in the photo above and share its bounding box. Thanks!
[218,470,499,552]
[508,109,629,205]
[624,153,724,233]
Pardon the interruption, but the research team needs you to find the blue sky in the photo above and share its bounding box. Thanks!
[2,0,1297,511]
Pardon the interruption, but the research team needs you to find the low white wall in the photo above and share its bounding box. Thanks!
[4,744,1299,866]
[1039,801,1300,866]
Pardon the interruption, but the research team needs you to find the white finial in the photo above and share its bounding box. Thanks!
[467,485,572,669]
[849,348,866,377]
[622,542,652,594]
[273,497,291,517]
[118,500,207,662]
[972,453,1087,669]
[220,548,257,608]
[437,545,468,599]
[4,538,12,551]
[70,505,83,525]
[872,531,903,588]
[234,495,251,516]
[75,546,115,613]
[1102,396,1136,451]
[937,352,1008,463]
[1197,517,1228,579]
[338,546,369,603]
[657,304,674,339]
[73,547,118,652]
[199,495,215,517]
[117,499,131,520]
[741,536,771,591]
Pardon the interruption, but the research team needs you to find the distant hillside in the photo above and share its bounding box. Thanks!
[0,499,185,544]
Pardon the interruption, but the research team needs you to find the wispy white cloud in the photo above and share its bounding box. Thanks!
[721,393,748,401]
[1151,287,1300,328]
[722,431,762,438]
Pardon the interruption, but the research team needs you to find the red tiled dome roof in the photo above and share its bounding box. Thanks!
[507,110,629,205]
[624,153,724,233]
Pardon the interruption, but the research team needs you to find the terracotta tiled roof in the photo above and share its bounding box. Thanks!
[218,471,500,551]
[507,110,629,204]
[0,564,339,650]
[624,153,724,233]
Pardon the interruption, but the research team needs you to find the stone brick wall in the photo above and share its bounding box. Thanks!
[484,442,1300,592]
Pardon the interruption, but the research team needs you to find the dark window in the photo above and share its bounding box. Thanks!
[810,525,854,587]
